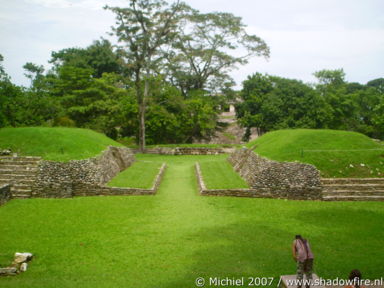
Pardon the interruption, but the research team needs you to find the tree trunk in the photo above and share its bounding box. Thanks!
[134,69,144,153]
[139,74,149,152]
[139,100,146,152]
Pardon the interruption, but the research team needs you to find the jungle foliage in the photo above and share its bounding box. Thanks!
[236,70,384,140]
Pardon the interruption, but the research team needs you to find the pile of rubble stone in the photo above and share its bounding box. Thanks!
[0,252,33,276]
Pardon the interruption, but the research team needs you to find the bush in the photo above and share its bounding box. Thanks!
[53,116,76,127]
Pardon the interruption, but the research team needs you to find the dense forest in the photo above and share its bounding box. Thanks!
[0,0,383,147]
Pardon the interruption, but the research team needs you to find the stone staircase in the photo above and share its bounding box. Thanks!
[322,178,384,201]
[0,156,41,199]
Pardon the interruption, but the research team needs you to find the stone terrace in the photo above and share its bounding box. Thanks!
[0,156,41,198]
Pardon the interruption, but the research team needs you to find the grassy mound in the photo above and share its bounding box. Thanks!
[0,127,123,161]
[107,161,162,189]
[247,129,384,178]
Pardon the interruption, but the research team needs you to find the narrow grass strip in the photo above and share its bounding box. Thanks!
[107,161,163,189]
[199,160,249,189]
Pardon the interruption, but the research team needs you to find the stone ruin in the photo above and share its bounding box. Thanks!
[228,148,323,200]
[0,252,33,276]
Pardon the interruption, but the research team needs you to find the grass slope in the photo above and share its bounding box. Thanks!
[0,154,383,288]
[247,129,384,178]
[0,127,123,161]
[199,160,249,189]
[107,161,163,189]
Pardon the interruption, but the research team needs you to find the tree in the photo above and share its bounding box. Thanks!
[367,78,384,94]
[314,69,360,130]
[49,39,124,78]
[313,69,346,87]
[49,65,129,136]
[105,0,187,151]
[166,11,270,96]
[237,73,330,134]
[0,54,19,127]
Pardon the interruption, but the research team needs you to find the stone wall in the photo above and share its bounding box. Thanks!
[195,162,282,198]
[134,147,235,155]
[0,184,11,205]
[33,146,135,198]
[227,149,322,200]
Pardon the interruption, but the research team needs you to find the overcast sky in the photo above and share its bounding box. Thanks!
[1,0,383,88]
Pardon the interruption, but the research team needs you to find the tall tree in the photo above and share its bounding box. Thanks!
[166,11,270,96]
[105,0,187,151]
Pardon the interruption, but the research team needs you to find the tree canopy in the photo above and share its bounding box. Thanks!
[166,10,270,96]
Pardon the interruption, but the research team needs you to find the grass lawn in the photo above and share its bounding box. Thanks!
[0,154,383,288]
[248,129,384,178]
[199,160,249,189]
[0,127,123,162]
[107,161,163,189]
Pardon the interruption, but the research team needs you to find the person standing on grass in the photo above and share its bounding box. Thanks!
[292,235,314,288]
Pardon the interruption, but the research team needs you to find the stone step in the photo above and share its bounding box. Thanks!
[323,184,384,191]
[0,179,35,186]
[11,187,33,197]
[0,167,38,175]
[323,190,384,196]
[0,156,41,161]
[2,184,35,191]
[0,163,39,170]
[322,178,384,185]
[0,180,35,186]
[12,194,32,199]
[323,195,384,201]
[13,183,33,189]
[0,174,36,180]
[0,162,40,167]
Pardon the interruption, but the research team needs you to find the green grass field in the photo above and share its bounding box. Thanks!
[1,154,383,288]
[107,161,163,189]
[0,127,123,162]
[199,160,249,189]
[248,129,384,178]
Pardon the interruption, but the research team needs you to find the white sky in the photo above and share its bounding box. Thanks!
[0,0,383,88]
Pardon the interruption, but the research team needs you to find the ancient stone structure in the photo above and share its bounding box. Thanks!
[74,163,166,197]
[322,178,384,201]
[195,162,268,198]
[0,147,169,200]
[0,156,40,198]
[33,146,135,198]
[0,184,11,205]
[225,149,322,200]
[0,147,138,199]
[134,147,235,155]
